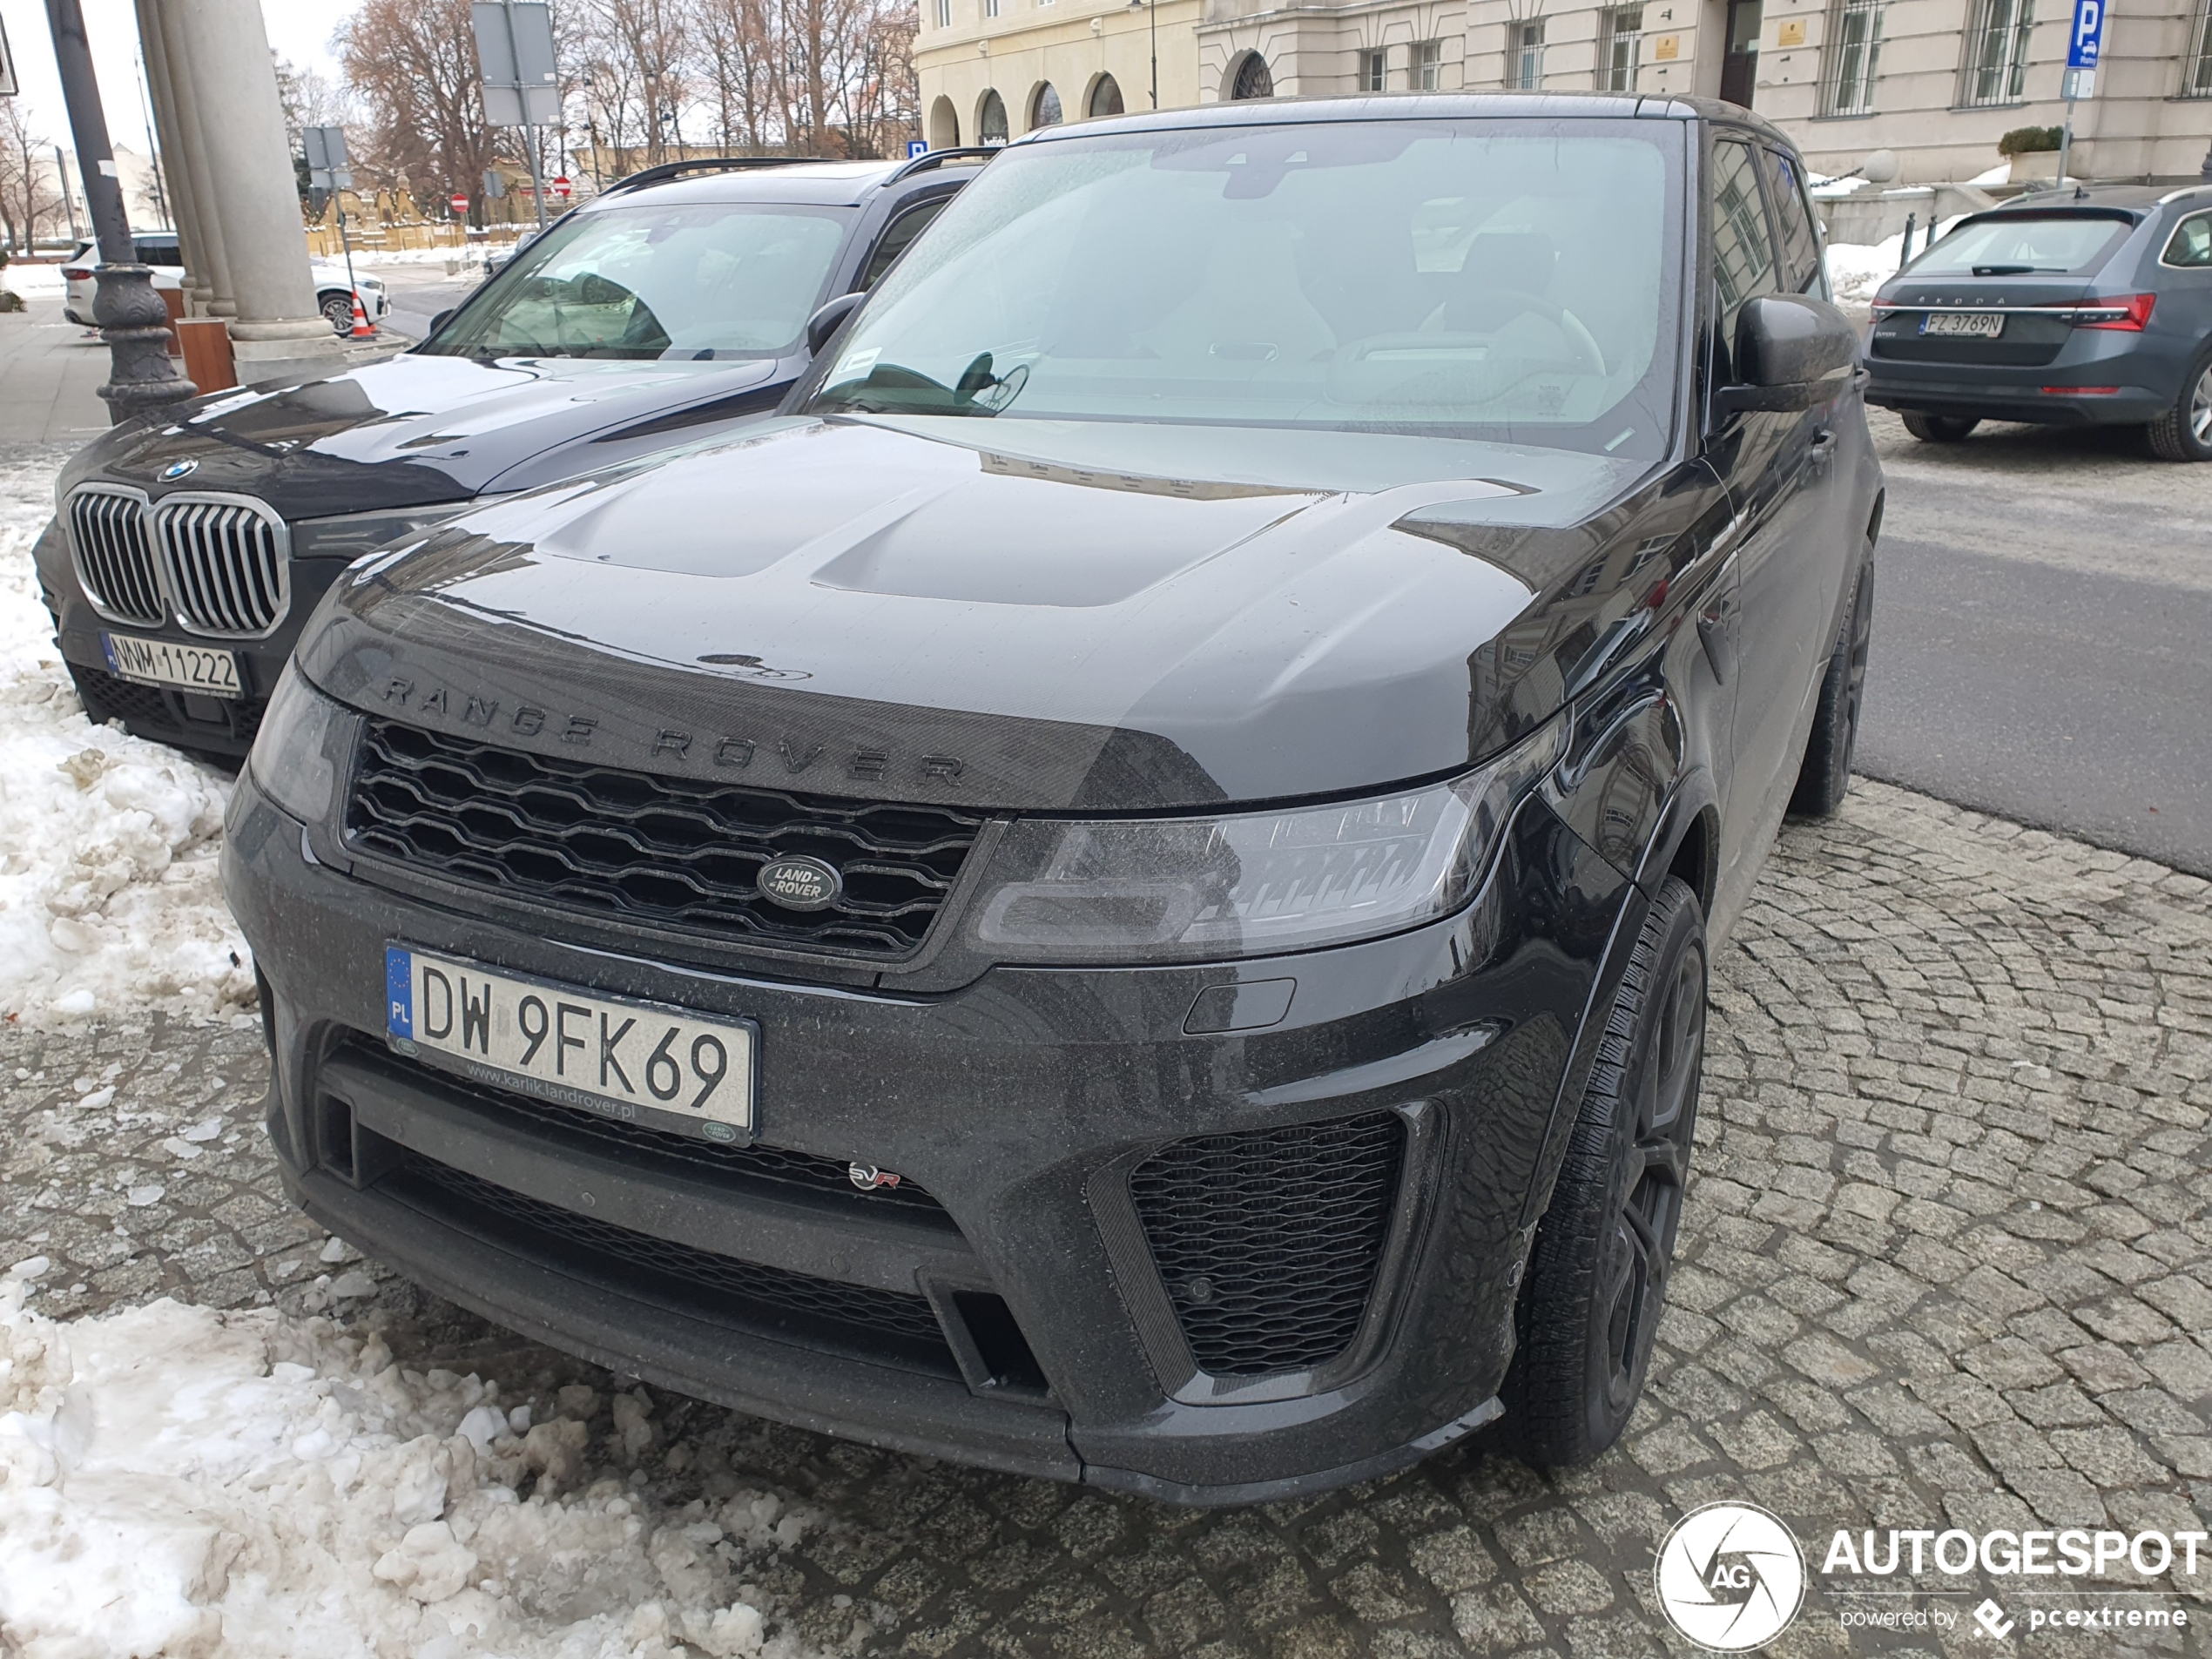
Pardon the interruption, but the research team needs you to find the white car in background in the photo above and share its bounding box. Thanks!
[62,234,388,335]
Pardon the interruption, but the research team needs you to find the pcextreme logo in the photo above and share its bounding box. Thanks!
[1655,1501,1809,1651]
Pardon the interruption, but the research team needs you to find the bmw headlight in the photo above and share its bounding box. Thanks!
[248,665,352,825]
[966,724,1564,965]
[290,502,471,562]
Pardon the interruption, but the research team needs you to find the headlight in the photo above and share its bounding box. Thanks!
[248,666,350,825]
[290,503,471,562]
[966,725,1564,965]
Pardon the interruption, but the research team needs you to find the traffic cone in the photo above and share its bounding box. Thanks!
[349,292,374,340]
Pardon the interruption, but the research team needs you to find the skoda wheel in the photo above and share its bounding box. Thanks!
[1899,412,1977,443]
[1789,556,1874,818]
[1502,875,1706,1468]
[2147,349,2212,462]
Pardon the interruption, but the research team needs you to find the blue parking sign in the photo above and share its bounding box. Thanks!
[907,139,928,158]
[2067,0,2103,68]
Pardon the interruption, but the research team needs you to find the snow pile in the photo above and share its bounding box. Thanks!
[0,456,254,1025]
[1824,219,1967,306]
[0,262,67,300]
[0,1271,846,1659]
[351,246,520,270]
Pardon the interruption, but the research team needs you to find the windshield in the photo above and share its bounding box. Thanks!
[1907,213,2130,278]
[423,202,850,361]
[799,119,1685,459]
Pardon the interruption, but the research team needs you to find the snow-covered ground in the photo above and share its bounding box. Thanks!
[1824,219,1965,307]
[0,455,254,1027]
[0,1267,842,1657]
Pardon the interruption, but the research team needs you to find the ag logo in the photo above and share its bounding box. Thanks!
[1654,1501,1806,1651]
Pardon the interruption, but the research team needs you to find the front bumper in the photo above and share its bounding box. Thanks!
[224,768,1630,1502]
[33,514,350,760]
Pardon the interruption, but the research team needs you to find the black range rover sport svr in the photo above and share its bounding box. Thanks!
[224,94,1881,1503]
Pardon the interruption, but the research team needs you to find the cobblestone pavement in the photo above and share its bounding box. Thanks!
[3,779,2209,1657]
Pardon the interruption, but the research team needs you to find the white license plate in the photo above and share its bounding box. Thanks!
[100,632,241,697]
[384,946,757,1139]
[1919,311,2005,339]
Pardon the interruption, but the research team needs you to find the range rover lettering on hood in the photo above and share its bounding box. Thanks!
[376,674,968,786]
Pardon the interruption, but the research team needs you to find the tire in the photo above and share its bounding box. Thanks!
[2146,349,2212,462]
[320,291,355,334]
[1501,875,1707,1468]
[1789,556,1874,819]
[1900,412,1978,443]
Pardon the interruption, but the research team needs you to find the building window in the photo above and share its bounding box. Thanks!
[1598,6,1643,92]
[934,0,949,24]
[1959,0,2033,107]
[1089,74,1125,116]
[1509,19,1545,88]
[1231,51,1274,99]
[1031,83,1062,127]
[979,89,1009,142]
[1415,40,1443,88]
[1363,49,1386,91]
[1820,0,1885,113]
[2188,0,2212,96]
[983,0,1000,17]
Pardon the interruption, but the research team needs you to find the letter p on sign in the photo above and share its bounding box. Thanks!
[2067,0,2103,67]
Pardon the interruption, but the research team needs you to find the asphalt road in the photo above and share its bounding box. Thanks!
[1854,408,2212,877]
[373,261,489,341]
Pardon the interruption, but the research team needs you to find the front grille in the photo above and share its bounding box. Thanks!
[71,662,172,728]
[67,489,164,625]
[1130,1111,1405,1378]
[349,1039,953,1221]
[71,663,265,749]
[152,496,289,636]
[385,1147,959,1373]
[347,720,985,958]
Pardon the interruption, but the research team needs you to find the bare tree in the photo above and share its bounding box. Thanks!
[0,101,66,253]
[690,0,779,152]
[339,0,499,218]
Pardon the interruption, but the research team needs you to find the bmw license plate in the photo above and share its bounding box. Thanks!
[101,631,242,697]
[384,946,757,1140]
[1919,311,2004,339]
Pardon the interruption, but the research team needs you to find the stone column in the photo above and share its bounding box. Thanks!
[149,0,235,316]
[170,0,341,381]
[134,0,216,315]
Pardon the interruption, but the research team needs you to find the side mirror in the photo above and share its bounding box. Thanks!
[428,308,455,335]
[1715,294,1860,415]
[805,291,865,356]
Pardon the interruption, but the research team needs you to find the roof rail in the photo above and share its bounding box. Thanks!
[601,155,816,196]
[885,145,1001,185]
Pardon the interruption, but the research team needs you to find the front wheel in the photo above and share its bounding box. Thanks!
[2146,350,2212,462]
[320,291,356,334]
[1501,875,1707,1468]
[1900,412,1978,443]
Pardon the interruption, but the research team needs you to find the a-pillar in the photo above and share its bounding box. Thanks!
[169,0,339,381]
[135,0,226,316]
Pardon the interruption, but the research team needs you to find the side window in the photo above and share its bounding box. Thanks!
[1763,150,1826,297]
[859,199,950,290]
[1710,137,1782,353]
[2162,212,2212,269]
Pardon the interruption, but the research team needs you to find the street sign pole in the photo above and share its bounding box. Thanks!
[304,126,359,327]
[2057,0,2104,189]
[472,1,559,233]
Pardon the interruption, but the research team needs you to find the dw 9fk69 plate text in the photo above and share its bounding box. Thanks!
[384,946,757,1139]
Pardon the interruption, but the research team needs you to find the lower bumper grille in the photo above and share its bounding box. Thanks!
[1130,1111,1405,1378]
[71,663,265,748]
[383,1147,960,1374]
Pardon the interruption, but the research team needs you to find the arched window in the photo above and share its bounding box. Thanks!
[1230,51,1274,99]
[979,89,1009,144]
[1088,74,1124,117]
[928,96,961,150]
[1031,83,1062,128]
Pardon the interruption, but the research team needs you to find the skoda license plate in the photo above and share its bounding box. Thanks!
[101,632,241,697]
[385,946,756,1139]
[1920,311,2004,339]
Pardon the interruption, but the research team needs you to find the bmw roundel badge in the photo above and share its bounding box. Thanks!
[756,854,842,911]
[160,459,199,481]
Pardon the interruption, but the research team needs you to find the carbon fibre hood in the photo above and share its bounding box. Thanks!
[299,415,1663,811]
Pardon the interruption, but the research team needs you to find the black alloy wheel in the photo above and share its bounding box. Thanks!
[321,291,356,334]
[1790,555,1874,818]
[1501,875,1707,1468]
[1899,412,1978,443]
[2147,348,2212,462]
